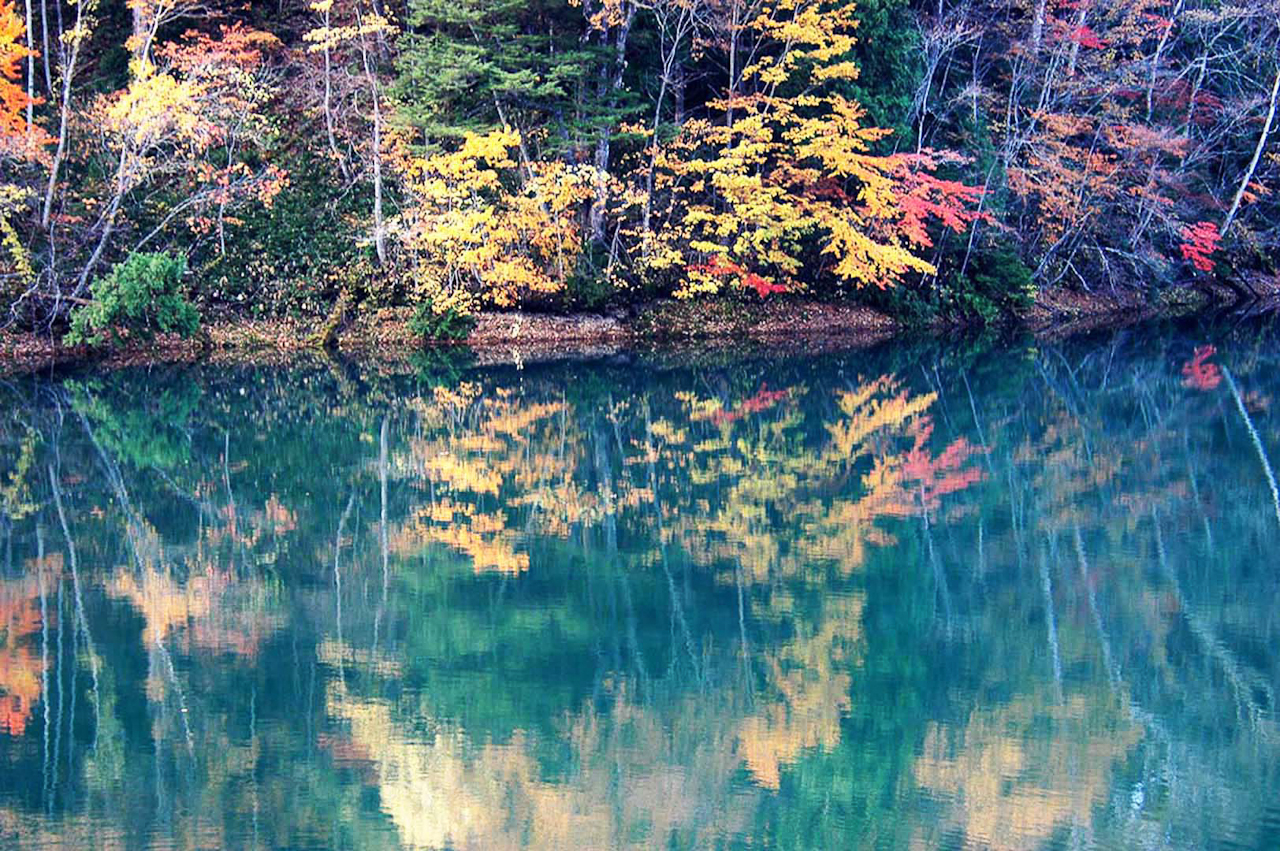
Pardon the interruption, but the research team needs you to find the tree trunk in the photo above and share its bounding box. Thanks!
[673,60,685,125]
[588,4,635,244]
[40,0,87,230]
[76,152,129,295]
[1222,62,1280,238]
[1031,0,1046,54]
[355,2,386,265]
[727,0,740,127]
[641,52,673,240]
[371,93,386,265]
[321,6,348,180]
[38,0,50,94]
[362,48,387,265]
[590,133,610,243]
[24,0,34,132]
[1144,0,1184,118]
[1066,1,1090,77]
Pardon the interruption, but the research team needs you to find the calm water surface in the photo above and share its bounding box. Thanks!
[1,331,1278,849]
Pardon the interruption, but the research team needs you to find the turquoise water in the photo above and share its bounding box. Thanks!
[0,331,1277,849]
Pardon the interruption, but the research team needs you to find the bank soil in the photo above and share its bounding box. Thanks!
[1,285,1271,375]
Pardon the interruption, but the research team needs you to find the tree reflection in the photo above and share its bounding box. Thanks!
[0,331,1276,849]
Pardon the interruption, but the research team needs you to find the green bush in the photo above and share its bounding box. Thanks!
[560,243,616,310]
[67,252,200,346]
[408,300,477,344]
[861,245,1036,326]
[963,247,1036,316]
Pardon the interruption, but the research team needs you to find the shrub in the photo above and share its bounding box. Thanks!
[557,243,615,311]
[407,271,477,344]
[861,245,1036,326]
[408,300,476,343]
[963,247,1036,316]
[67,252,200,346]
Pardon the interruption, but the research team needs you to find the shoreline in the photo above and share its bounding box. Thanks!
[0,285,1269,376]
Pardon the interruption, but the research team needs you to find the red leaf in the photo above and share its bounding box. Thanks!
[1067,25,1107,49]
[1181,345,1220,391]
[711,384,792,425]
[1179,220,1220,273]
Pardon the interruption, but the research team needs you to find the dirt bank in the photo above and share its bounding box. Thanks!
[0,285,1269,376]
[0,298,901,375]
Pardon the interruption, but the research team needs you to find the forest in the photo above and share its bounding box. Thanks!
[1,0,1279,343]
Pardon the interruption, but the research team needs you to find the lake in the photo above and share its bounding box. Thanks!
[1,328,1278,849]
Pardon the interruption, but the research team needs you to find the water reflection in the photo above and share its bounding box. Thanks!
[0,331,1278,849]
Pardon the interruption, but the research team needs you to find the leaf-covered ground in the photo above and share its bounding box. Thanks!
[3,289,1274,377]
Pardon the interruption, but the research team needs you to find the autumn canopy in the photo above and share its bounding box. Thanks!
[1,0,1278,336]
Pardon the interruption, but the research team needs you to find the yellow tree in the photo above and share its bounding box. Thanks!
[151,25,288,255]
[391,128,596,308]
[619,0,984,297]
[75,18,283,292]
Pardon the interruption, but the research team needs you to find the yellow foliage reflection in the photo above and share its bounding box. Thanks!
[738,592,864,789]
[326,679,758,850]
[914,693,1141,850]
[362,368,985,835]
